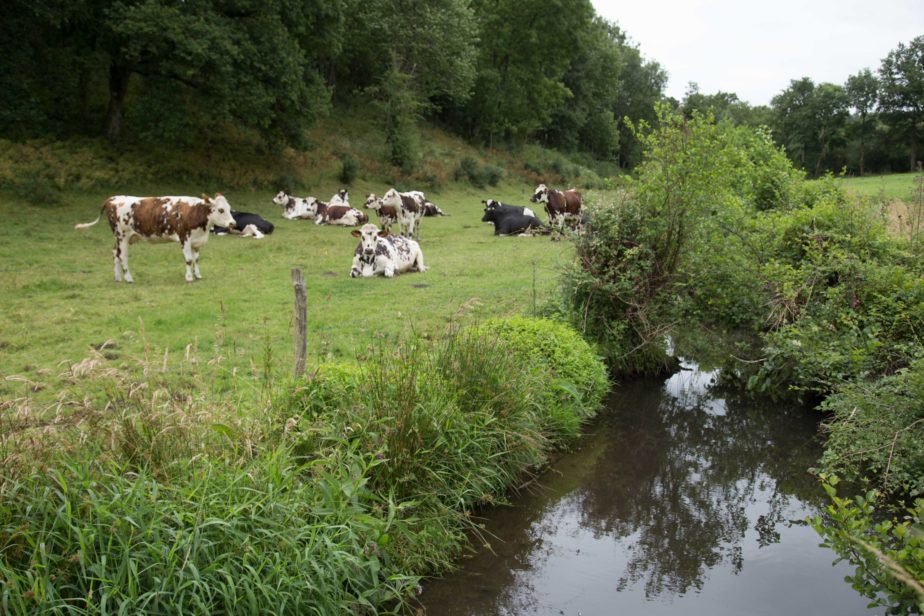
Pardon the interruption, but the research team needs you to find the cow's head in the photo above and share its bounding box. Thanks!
[363,194,380,209]
[381,188,401,207]
[272,191,289,206]
[530,184,549,204]
[281,196,318,220]
[205,193,236,230]
[337,189,349,202]
[351,223,387,258]
[481,199,500,223]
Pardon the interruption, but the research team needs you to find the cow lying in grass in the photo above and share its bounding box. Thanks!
[481,199,546,235]
[75,193,236,283]
[212,211,274,238]
[350,224,426,278]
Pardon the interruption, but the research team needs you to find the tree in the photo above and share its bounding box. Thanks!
[450,0,595,145]
[543,17,624,158]
[845,69,880,175]
[339,0,478,169]
[0,0,342,145]
[771,78,848,176]
[879,36,924,171]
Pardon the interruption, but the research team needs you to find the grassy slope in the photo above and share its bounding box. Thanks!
[0,180,573,407]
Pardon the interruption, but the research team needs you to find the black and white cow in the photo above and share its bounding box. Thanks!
[481,200,546,236]
[350,224,426,278]
[212,211,274,238]
[75,194,236,283]
[273,191,315,220]
[329,189,349,206]
[481,199,537,219]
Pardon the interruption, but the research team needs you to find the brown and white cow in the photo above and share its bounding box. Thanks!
[530,184,583,239]
[363,194,399,234]
[314,201,368,226]
[381,188,427,240]
[75,194,235,283]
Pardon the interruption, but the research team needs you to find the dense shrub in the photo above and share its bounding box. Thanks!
[819,359,924,497]
[338,153,359,185]
[453,156,502,188]
[747,197,922,395]
[813,478,924,614]
[473,316,609,439]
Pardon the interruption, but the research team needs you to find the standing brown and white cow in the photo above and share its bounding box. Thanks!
[530,184,583,239]
[381,188,427,240]
[75,194,236,283]
[362,194,399,234]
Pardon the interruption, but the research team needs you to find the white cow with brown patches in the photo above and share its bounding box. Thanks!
[381,188,426,240]
[362,193,399,234]
[350,224,426,278]
[75,193,235,283]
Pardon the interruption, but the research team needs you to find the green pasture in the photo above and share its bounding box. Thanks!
[0,182,574,406]
[834,172,919,202]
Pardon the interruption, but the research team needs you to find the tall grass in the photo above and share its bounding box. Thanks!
[0,451,419,615]
[2,320,608,613]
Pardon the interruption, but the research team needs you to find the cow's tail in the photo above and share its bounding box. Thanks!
[75,201,107,229]
[74,214,102,230]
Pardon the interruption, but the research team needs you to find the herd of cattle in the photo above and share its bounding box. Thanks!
[74,184,584,282]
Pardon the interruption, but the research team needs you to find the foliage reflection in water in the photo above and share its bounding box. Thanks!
[418,361,872,615]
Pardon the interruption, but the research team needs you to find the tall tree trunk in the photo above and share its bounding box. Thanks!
[105,64,131,141]
[910,116,919,172]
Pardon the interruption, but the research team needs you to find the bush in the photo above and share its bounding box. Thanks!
[819,359,924,497]
[338,154,359,185]
[453,157,502,188]
[474,316,609,439]
[813,477,924,614]
[747,196,922,395]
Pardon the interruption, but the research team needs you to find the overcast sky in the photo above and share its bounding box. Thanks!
[591,0,924,107]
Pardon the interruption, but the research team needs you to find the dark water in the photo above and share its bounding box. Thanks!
[417,361,872,616]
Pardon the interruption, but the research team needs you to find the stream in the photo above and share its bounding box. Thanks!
[417,360,872,615]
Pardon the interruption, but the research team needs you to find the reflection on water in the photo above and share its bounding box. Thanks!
[418,361,871,615]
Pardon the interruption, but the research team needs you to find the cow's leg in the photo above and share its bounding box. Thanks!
[192,246,202,279]
[414,249,426,273]
[112,244,122,282]
[379,256,396,278]
[181,241,195,282]
[116,235,134,283]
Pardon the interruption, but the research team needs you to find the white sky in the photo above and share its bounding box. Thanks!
[591,0,924,106]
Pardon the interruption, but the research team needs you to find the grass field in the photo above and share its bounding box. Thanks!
[0,181,575,408]
[834,172,919,202]
[832,172,923,238]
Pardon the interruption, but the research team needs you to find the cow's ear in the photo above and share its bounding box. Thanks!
[201,193,210,203]
[378,231,388,238]
[351,229,361,237]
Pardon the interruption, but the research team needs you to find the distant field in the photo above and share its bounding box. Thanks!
[0,182,577,406]
[834,172,923,236]
[835,172,919,202]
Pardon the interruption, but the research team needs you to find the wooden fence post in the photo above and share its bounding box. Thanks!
[291,268,307,377]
